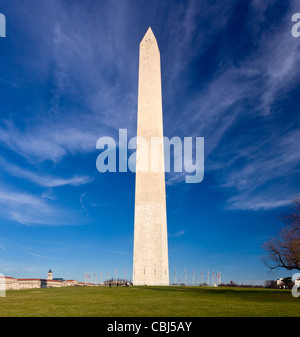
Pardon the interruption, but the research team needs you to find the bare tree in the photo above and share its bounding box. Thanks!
[262,199,300,271]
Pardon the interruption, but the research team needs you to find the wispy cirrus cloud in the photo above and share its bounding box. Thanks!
[0,0,299,217]
[0,187,80,226]
[168,230,185,238]
[0,119,105,163]
[221,124,300,210]
[226,194,293,211]
[223,127,300,187]
[163,1,300,210]
[0,156,93,187]
[0,1,138,164]
[102,249,131,256]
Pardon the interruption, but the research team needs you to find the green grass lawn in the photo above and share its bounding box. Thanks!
[0,286,299,317]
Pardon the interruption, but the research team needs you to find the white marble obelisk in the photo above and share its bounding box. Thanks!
[133,27,169,286]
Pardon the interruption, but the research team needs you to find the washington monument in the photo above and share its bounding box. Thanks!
[133,27,169,286]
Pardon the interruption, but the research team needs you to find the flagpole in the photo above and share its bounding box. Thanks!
[174,268,175,285]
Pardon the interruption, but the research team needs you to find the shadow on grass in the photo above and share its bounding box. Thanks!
[132,286,288,296]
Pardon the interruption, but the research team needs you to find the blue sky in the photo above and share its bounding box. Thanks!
[0,0,300,285]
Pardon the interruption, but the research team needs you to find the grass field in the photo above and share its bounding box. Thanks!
[0,286,299,317]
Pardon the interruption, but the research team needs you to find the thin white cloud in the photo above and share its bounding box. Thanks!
[0,156,92,187]
[23,251,50,259]
[162,1,300,209]
[222,127,300,210]
[0,1,137,163]
[0,120,105,163]
[0,187,80,226]
[169,230,185,238]
[41,192,56,200]
[0,0,298,214]
[226,194,293,211]
[102,249,131,256]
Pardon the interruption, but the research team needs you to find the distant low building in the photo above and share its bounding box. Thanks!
[276,278,284,286]
[64,280,79,287]
[1,277,19,290]
[0,269,97,290]
[275,276,295,289]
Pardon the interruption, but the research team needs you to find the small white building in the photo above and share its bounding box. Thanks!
[0,276,19,290]
[276,278,284,286]
[63,280,79,287]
